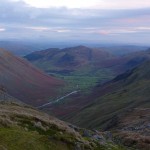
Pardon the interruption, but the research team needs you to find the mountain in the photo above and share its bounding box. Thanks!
[0,48,64,106]
[25,45,114,72]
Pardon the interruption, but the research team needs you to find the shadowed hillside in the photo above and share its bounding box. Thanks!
[25,46,116,76]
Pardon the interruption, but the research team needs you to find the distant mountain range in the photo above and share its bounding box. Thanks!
[25,45,150,74]
[101,45,148,56]
[25,45,115,73]
[0,41,39,56]
[0,48,64,106]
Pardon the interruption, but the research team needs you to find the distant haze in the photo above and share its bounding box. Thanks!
[0,0,149,45]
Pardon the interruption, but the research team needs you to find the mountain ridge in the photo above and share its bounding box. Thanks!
[0,48,64,106]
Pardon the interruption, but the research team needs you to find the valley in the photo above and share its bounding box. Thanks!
[0,0,149,149]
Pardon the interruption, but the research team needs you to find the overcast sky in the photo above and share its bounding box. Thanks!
[0,0,150,45]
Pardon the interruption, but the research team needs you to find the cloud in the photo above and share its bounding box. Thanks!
[0,28,5,32]
[0,0,150,44]
[21,0,101,9]
[25,26,71,33]
[18,0,150,9]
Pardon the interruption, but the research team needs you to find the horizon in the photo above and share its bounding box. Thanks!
[0,0,150,45]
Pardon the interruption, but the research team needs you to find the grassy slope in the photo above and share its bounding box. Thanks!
[0,101,126,150]
[0,128,72,150]
[54,67,114,93]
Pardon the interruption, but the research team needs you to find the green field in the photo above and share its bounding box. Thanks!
[0,102,127,150]
[49,67,115,95]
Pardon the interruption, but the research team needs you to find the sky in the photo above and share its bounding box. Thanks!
[0,0,150,45]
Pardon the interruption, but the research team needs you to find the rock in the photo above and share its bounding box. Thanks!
[69,124,79,131]
[74,142,82,150]
[83,130,91,137]
[24,127,28,131]
[92,134,104,140]
[104,131,113,141]
[59,131,63,135]
[0,145,7,150]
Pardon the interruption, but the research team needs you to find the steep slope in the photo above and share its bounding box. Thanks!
[0,99,127,150]
[69,62,150,128]
[0,48,64,106]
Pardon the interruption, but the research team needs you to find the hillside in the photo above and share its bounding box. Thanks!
[67,60,150,127]
[25,45,116,76]
[0,48,64,106]
[0,98,128,150]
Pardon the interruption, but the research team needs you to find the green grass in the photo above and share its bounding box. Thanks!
[59,75,100,92]
[0,126,126,150]
[0,128,73,150]
[0,100,130,150]
[32,59,115,96]
[95,144,127,150]
[50,68,115,95]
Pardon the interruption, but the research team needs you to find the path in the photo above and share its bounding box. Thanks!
[37,91,78,109]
